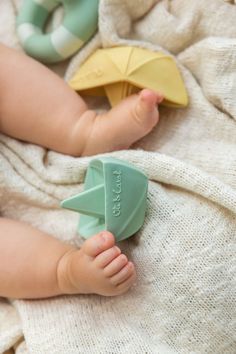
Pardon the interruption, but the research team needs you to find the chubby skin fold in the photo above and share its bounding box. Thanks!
[0,43,163,298]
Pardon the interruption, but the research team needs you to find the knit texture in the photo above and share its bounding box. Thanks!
[0,0,236,353]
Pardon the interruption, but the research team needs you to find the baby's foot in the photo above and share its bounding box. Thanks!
[80,89,163,156]
[57,232,136,296]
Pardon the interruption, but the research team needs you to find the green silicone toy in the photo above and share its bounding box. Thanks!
[61,157,148,241]
[17,0,99,63]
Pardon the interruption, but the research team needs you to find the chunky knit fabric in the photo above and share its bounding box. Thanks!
[0,0,236,353]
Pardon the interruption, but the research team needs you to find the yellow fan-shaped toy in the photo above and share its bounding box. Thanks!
[69,46,188,107]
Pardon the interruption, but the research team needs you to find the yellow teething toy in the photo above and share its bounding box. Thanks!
[69,46,188,107]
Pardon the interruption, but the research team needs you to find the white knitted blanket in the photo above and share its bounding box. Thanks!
[0,0,236,353]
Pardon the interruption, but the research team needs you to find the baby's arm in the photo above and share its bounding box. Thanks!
[0,43,162,156]
[0,217,136,298]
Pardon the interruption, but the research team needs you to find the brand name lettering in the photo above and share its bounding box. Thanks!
[112,170,122,217]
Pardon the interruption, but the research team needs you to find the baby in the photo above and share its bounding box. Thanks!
[0,43,163,299]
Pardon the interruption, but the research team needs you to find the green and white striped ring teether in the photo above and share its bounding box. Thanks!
[61,157,148,242]
[17,0,99,63]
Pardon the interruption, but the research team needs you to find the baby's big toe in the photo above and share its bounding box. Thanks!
[140,89,163,109]
[82,231,115,258]
[133,89,163,131]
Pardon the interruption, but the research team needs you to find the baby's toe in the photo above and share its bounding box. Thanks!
[94,246,121,268]
[133,89,163,132]
[116,272,137,294]
[104,254,128,277]
[82,231,115,257]
[110,262,135,286]
[139,89,163,109]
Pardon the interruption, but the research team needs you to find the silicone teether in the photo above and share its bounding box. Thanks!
[69,46,188,108]
[61,157,148,241]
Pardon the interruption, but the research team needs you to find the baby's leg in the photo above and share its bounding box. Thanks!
[0,43,88,154]
[0,217,135,298]
[0,44,163,156]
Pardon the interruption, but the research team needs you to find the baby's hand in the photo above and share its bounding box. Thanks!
[57,232,136,296]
